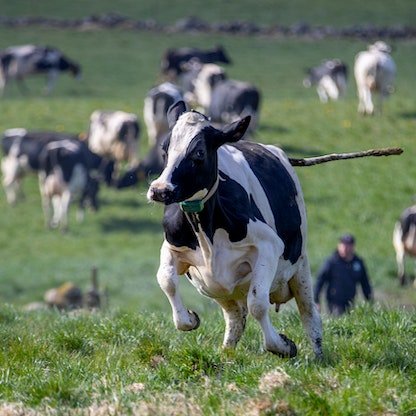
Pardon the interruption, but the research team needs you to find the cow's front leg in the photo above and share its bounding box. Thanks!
[216,299,247,349]
[157,242,200,331]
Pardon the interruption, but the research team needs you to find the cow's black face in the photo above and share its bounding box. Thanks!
[81,177,100,211]
[147,101,250,207]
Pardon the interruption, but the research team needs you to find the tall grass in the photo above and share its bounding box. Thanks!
[1,304,415,415]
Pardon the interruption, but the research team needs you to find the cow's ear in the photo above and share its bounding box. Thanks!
[222,116,251,143]
[167,101,187,128]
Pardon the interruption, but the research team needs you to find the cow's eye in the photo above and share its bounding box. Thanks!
[195,149,204,160]
[190,149,204,168]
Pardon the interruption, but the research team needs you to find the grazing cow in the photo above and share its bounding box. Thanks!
[191,64,261,135]
[147,101,323,358]
[1,129,77,204]
[303,59,348,103]
[143,82,183,146]
[354,41,396,115]
[116,132,167,189]
[392,204,416,286]
[0,44,81,95]
[87,110,140,183]
[161,45,231,79]
[38,139,100,231]
[1,129,109,204]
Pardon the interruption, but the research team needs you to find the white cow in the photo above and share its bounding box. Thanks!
[87,110,140,183]
[354,41,396,115]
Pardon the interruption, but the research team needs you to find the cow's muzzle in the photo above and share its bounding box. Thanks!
[147,185,174,204]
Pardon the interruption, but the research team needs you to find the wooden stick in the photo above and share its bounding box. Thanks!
[289,147,403,167]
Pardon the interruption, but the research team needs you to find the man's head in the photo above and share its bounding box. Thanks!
[338,233,355,261]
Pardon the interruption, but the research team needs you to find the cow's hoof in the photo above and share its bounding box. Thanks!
[179,310,200,331]
[274,334,297,358]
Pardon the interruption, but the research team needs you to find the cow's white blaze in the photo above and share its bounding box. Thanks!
[152,111,212,201]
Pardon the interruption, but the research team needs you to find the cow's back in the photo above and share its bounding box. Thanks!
[218,141,304,263]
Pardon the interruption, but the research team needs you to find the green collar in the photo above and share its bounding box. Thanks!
[180,200,205,213]
[179,176,219,213]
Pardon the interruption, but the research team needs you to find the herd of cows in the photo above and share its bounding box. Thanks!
[0,39,414,355]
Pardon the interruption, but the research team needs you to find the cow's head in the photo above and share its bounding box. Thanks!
[215,45,232,65]
[147,101,250,209]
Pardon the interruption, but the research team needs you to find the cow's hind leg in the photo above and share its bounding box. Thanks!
[248,256,297,358]
[216,299,247,349]
[289,261,323,358]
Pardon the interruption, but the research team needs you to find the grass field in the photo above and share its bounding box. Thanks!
[0,1,415,414]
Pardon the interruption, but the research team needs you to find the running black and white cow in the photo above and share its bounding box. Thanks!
[354,41,396,115]
[303,59,348,103]
[393,204,416,286]
[0,44,81,95]
[191,64,261,135]
[143,82,183,146]
[147,101,323,358]
[160,45,231,79]
[38,139,100,231]
[87,110,140,183]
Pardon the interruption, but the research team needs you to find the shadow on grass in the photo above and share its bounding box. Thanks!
[399,111,416,120]
[99,216,162,233]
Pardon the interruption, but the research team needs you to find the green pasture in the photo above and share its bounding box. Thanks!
[0,27,415,310]
[0,1,415,413]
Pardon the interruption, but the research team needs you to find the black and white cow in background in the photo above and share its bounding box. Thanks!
[87,110,140,184]
[160,45,231,79]
[38,139,100,231]
[143,82,183,146]
[1,129,110,205]
[190,63,261,135]
[393,203,416,286]
[354,41,396,115]
[147,101,323,358]
[2,129,75,204]
[0,44,81,95]
[303,59,348,103]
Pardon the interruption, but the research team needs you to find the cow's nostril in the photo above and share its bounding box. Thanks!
[149,186,172,204]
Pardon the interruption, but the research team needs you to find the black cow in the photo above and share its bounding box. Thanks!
[146,101,323,358]
[0,44,81,95]
[116,132,169,189]
[191,64,261,135]
[303,59,348,103]
[161,45,231,79]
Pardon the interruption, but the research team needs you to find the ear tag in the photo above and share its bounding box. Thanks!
[180,200,204,213]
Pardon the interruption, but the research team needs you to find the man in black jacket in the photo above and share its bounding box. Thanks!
[314,234,372,316]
